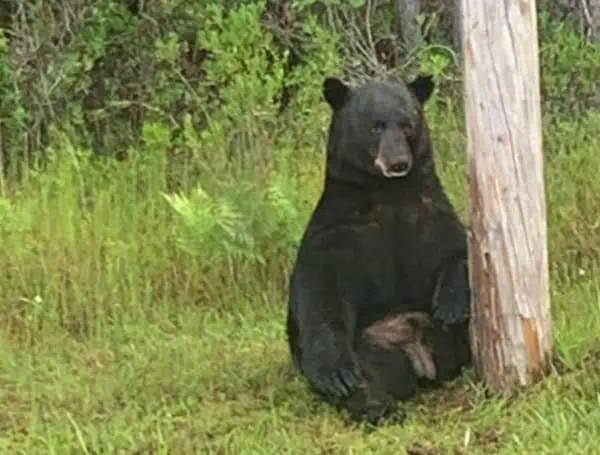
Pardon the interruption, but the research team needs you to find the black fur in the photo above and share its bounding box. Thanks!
[286,75,471,424]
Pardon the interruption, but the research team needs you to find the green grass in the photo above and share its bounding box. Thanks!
[2,93,600,454]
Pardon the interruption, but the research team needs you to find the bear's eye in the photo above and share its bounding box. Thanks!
[398,121,412,135]
[370,121,385,135]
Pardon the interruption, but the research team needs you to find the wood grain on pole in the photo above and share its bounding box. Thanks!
[460,0,553,391]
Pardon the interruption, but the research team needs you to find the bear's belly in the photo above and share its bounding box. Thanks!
[349,236,440,321]
[302,216,451,328]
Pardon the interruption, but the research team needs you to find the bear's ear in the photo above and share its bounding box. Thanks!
[408,75,435,104]
[323,77,351,111]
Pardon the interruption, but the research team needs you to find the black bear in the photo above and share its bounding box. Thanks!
[286,74,472,424]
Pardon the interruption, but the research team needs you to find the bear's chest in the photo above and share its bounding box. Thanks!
[346,197,451,312]
[354,195,444,252]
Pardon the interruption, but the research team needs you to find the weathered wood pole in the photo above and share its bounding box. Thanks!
[460,0,553,391]
[394,0,422,52]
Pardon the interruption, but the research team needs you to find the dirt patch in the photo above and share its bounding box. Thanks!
[407,442,442,455]
[407,428,503,455]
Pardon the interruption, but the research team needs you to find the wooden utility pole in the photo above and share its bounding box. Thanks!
[394,0,422,52]
[460,0,553,391]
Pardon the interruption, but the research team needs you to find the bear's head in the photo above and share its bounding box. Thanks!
[322,75,435,185]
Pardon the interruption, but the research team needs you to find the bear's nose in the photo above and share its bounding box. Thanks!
[374,156,413,177]
[389,161,411,175]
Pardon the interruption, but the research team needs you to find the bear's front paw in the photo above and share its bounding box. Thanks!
[344,384,405,425]
[432,260,470,327]
[305,352,361,399]
[432,301,468,328]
